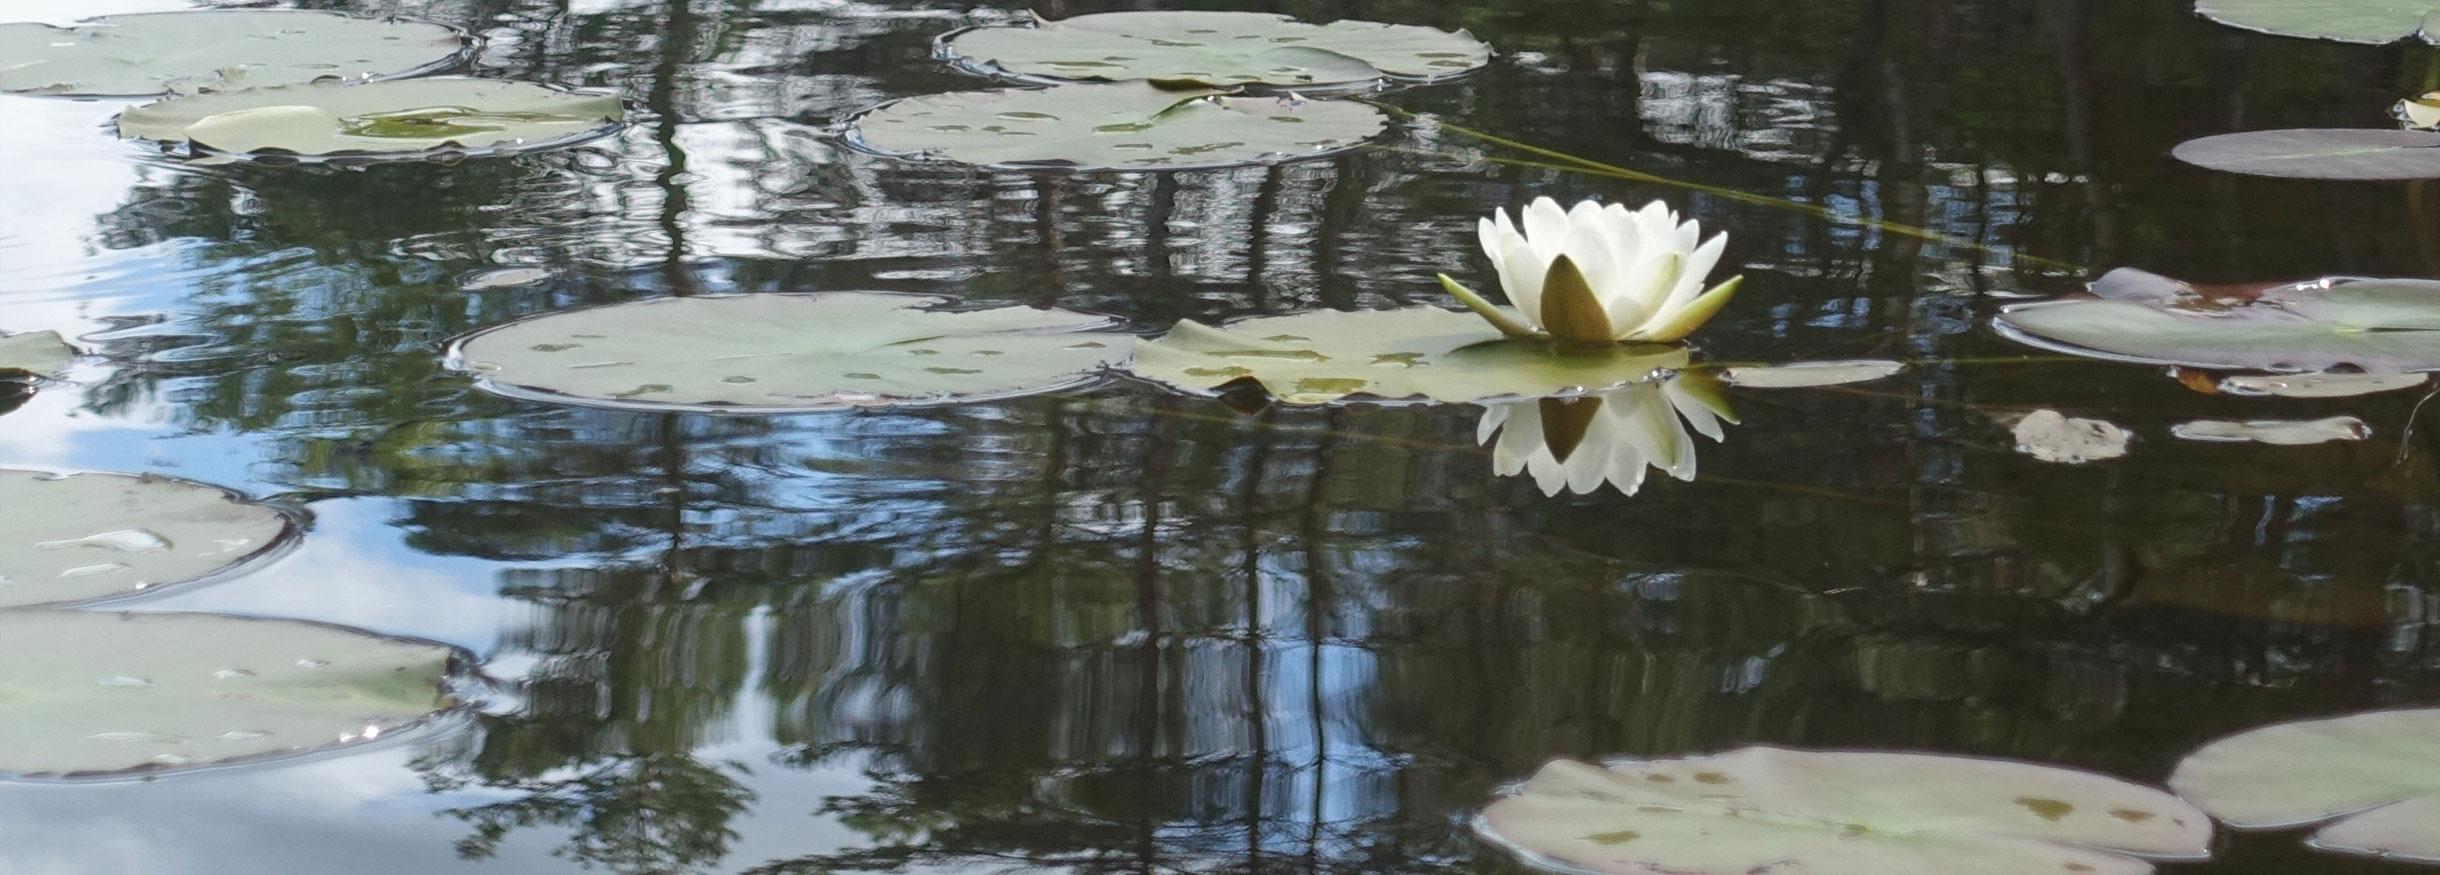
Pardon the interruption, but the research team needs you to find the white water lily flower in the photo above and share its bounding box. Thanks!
[1477,375,1736,496]
[1441,197,1742,344]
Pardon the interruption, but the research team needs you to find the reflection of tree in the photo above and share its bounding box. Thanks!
[430,752,756,873]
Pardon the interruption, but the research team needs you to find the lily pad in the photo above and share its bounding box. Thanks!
[1719,360,1905,389]
[2170,129,2440,180]
[2220,371,2431,397]
[1479,375,1734,496]
[1996,271,2440,372]
[1128,306,1691,406]
[0,10,470,98]
[117,77,625,159]
[0,611,463,780]
[846,81,1386,172]
[937,11,1490,91]
[1479,748,2212,875]
[447,292,1133,413]
[2170,416,2370,445]
[2170,709,2440,863]
[2011,410,2131,464]
[0,331,75,380]
[0,468,296,610]
[2195,0,2440,44]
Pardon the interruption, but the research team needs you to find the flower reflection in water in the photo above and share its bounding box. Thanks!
[1477,374,1734,496]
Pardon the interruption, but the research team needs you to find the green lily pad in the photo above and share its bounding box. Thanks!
[2195,0,2440,44]
[117,77,625,159]
[0,9,470,98]
[2011,410,2131,464]
[1996,270,2440,372]
[2219,371,2431,397]
[0,469,296,610]
[2170,416,2370,445]
[1478,375,1734,496]
[937,11,1490,91]
[1128,306,1691,406]
[847,81,1386,171]
[448,292,1133,413]
[1479,748,2212,875]
[2171,710,2440,863]
[2171,129,2440,180]
[0,611,463,780]
[1719,359,1905,388]
[0,331,75,380]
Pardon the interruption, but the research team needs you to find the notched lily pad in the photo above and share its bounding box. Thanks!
[1480,747,2212,875]
[937,10,1490,91]
[117,77,625,160]
[2171,416,2370,445]
[1996,269,2440,372]
[1719,359,1904,388]
[1129,306,1690,406]
[0,330,76,380]
[2196,0,2440,44]
[0,468,296,609]
[2171,709,2440,864]
[0,611,465,780]
[847,81,1386,172]
[2171,129,2440,180]
[2011,409,2131,464]
[447,292,1134,413]
[0,10,471,98]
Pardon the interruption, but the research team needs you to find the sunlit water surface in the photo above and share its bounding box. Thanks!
[3,0,2439,872]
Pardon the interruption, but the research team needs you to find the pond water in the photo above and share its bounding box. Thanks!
[3,0,2438,872]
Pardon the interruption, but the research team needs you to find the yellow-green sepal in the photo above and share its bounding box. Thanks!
[1537,255,1617,344]
[1634,275,1744,343]
[1437,273,1542,339]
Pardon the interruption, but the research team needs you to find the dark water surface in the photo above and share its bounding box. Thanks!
[3,0,2438,872]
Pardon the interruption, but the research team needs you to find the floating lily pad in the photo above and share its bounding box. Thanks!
[2012,410,2131,464]
[1719,359,1904,389]
[937,11,1490,91]
[1996,270,2440,372]
[847,81,1386,172]
[2171,416,2370,445]
[0,10,470,98]
[448,292,1133,413]
[1129,306,1691,406]
[0,469,296,610]
[1479,748,2212,875]
[117,77,624,159]
[0,331,75,380]
[1479,376,1733,496]
[2195,0,2440,44]
[2171,710,2440,863]
[2220,371,2431,397]
[2171,129,2440,180]
[0,611,463,780]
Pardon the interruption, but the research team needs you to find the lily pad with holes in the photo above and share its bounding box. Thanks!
[2195,0,2440,44]
[116,77,624,159]
[1129,306,1690,406]
[2171,129,2440,180]
[1479,748,2212,875]
[0,611,463,780]
[447,292,1133,413]
[0,9,469,98]
[2171,710,2440,864]
[0,468,295,609]
[1996,270,2440,372]
[937,10,1489,91]
[1719,360,1904,389]
[2012,410,2131,464]
[0,331,75,380]
[847,81,1386,171]
[2171,416,2370,445]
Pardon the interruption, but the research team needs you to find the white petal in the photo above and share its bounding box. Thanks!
[1476,403,1512,446]
[1607,253,1675,338]
[1558,223,1625,325]
[1653,232,1729,324]
[1673,218,1701,253]
[1664,379,1727,443]
[1500,234,1552,329]
[1478,216,1505,266]
[1523,197,1572,261]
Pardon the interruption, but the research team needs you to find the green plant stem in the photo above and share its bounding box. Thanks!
[1369,110,2084,273]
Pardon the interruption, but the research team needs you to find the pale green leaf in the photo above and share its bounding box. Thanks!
[939,11,1489,90]
[0,10,468,98]
[0,468,295,609]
